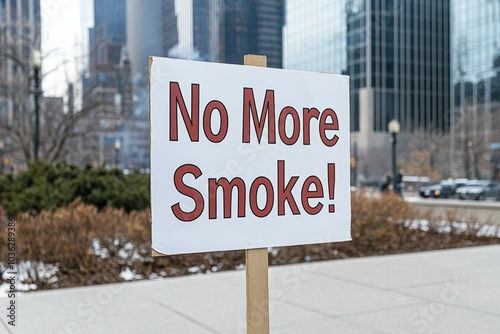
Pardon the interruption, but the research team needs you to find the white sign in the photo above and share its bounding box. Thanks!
[150,56,351,255]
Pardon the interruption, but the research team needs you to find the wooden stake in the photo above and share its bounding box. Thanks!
[244,54,270,334]
[245,247,270,334]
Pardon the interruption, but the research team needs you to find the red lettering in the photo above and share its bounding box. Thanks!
[301,176,324,215]
[278,106,300,145]
[277,160,300,215]
[208,177,246,219]
[328,163,336,213]
[242,88,276,144]
[170,162,334,222]
[319,108,339,147]
[170,82,200,142]
[303,108,320,145]
[171,164,204,222]
[203,100,229,143]
[249,177,274,218]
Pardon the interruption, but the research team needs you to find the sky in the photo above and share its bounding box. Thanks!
[41,0,93,96]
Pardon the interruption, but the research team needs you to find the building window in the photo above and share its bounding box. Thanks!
[0,0,5,21]
[9,0,16,21]
[22,0,29,20]
[34,0,40,22]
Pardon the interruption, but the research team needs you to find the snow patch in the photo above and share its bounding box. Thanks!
[407,219,500,237]
[188,266,201,273]
[0,261,58,297]
[119,267,142,281]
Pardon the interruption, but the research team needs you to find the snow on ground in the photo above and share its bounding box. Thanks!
[119,267,143,281]
[91,239,150,263]
[406,220,500,237]
[1,221,498,296]
[0,261,58,298]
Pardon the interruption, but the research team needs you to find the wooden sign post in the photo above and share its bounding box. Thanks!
[244,55,270,334]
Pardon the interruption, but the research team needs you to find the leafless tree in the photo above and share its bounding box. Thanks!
[0,27,105,167]
[451,102,500,179]
[398,129,447,181]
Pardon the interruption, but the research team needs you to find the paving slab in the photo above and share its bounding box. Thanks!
[1,245,499,333]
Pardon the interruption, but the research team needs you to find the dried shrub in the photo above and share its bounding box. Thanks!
[1,192,498,291]
[270,192,499,264]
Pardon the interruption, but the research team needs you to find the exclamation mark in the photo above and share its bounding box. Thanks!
[328,163,335,213]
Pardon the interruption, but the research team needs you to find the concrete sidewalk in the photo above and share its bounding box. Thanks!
[2,245,500,333]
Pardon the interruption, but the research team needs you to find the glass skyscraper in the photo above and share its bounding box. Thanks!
[248,0,284,68]
[126,0,165,77]
[284,1,347,73]
[286,0,451,134]
[90,0,127,73]
[450,0,500,178]
[94,0,127,44]
[126,0,178,77]
[163,0,178,57]
[0,0,41,121]
[168,0,284,68]
[452,0,500,85]
[353,0,450,133]
[451,0,500,111]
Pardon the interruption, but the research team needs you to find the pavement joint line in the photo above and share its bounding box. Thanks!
[282,299,396,334]
[312,271,500,319]
[332,316,396,334]
[0,316,12,334]
[149,298,222,334]
[283,299,341,320]
[398,290,500,319]
[334,302,425,319]
[284,297,424,320]
[391,280,452,291]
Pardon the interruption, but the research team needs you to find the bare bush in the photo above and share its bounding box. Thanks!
[1,193,498,291]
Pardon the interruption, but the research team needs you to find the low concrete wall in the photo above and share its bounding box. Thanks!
[411,198,500,225]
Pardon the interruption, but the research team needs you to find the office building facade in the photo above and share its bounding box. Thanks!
[0,0,41,167]
[91,0,127,72]
[220,0,284,68]
[126,0,178,78]
[0,0,41,116]
[79,0,150,169]
[349,0,451,135]
[284,1,346,73]
[450,0,500,178]
[286,0,451,134]
[167,0,284,67]
[162,0,178,57]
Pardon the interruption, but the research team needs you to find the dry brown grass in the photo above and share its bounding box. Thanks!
[1,193,498,290]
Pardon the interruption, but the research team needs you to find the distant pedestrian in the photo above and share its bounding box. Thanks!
[380,173,392,192]
[395,170,404,196]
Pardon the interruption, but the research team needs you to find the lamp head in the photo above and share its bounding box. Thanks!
[30,49,42,69]
[388,119,400,134]
[114,139,121,150]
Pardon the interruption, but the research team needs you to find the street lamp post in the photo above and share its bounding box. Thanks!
[350,141,358,187]
[29,50,42,162]
[114,139,121,168]
[0,140,4,174]
[388,119,400,190]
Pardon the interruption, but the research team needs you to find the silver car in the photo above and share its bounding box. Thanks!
[456,181,497,200]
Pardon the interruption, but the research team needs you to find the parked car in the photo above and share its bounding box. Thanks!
[456,181,497,200]
[403,175,433,192]
[483,183,500,201]
[419,179,468,198]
